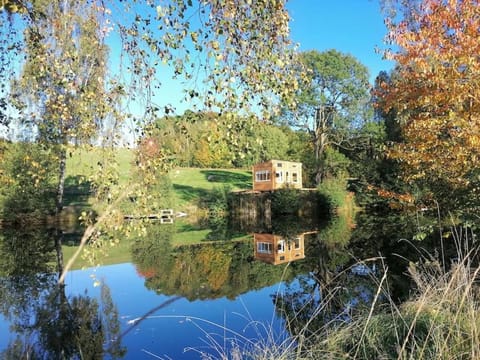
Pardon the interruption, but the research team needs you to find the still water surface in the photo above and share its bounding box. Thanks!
[66,263,287,359]
[0,213,399,359]
[0,228,309,359]
[0,261,290,359]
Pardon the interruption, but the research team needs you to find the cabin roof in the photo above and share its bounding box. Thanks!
[253,159,302,167]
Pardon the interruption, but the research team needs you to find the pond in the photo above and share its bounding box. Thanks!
[0,212,416,359]
[22,263,290,359]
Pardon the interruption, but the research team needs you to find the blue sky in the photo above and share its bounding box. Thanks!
[152,0,395,115]
[287,0,394,82]
[1,1,396,141]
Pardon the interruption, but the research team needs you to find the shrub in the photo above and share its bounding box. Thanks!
[0,142,57,219]
[271,187,302,216]
[317,177,348,211]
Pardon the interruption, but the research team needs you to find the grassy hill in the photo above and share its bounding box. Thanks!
[64,147,251,209]
[170,167,252,209]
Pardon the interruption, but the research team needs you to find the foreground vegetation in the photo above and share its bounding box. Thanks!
[332,257,480,359]
[230,245,480,360]
[2,0,480,357]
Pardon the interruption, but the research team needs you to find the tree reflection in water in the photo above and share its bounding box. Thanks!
[242,214,386,346]
[0,227,126,359]
[131,223,298,301]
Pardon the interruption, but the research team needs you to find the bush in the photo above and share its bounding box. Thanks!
[317,177,348,211]
[0,142,57,219]
[271,187,302,215]
[198,185,232,238]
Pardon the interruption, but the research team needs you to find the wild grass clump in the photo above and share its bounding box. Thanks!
[312,247,480,359]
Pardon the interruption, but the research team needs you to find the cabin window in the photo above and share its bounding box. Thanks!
[276,171,284,183]
[255,170,271,182]
[294,237,301,250]
[292,172,298,183]
[277,240,285,253]
[257,242,273,254]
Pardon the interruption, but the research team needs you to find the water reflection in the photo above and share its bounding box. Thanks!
[131,224,297,300]
[0,227,126,359]
[0,193,433,359]
[272,261,382,346]
[243,214,387,345]
[254,232,316,265]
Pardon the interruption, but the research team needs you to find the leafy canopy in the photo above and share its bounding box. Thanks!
[380,0,480,189]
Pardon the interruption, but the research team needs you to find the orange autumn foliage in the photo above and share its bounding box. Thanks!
[367,184,415,210]
[380,0,480,186]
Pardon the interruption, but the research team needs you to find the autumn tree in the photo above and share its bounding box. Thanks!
[191,116,232,168]
[284,50,371,184]
[379,0,480,211]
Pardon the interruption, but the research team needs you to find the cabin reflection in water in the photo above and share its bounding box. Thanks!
[254,232,314,265]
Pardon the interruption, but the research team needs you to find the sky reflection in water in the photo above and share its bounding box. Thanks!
[1,262,288,359]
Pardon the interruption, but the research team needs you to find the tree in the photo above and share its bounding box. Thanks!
[151,111,293,169]
[284,50,371,184]
[0,142,56,219]
[10,0,118,279]
[252,122,291,164]
[3,0,301,281]
[192,119,232,168]
[379,0,480,211]
[15,0,116,209]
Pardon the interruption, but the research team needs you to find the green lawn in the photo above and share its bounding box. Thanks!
[65,148,252,210]
[66,146,134,182]
[170,167,251,208]
[64,146,135,208]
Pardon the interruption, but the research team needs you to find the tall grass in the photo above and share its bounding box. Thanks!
[304,227,480,359]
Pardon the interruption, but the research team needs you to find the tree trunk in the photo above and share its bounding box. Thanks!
[314,107,331,185]
[55,146,67,284]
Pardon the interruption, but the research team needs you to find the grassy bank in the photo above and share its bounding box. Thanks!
[65,147,251,211]
[303,252,480,359]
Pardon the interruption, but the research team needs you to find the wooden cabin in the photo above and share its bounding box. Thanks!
[252,160,302,191]
[253,233,305,265]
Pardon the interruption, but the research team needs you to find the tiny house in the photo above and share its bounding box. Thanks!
[253,233,305,265]
[252,160,302,191]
